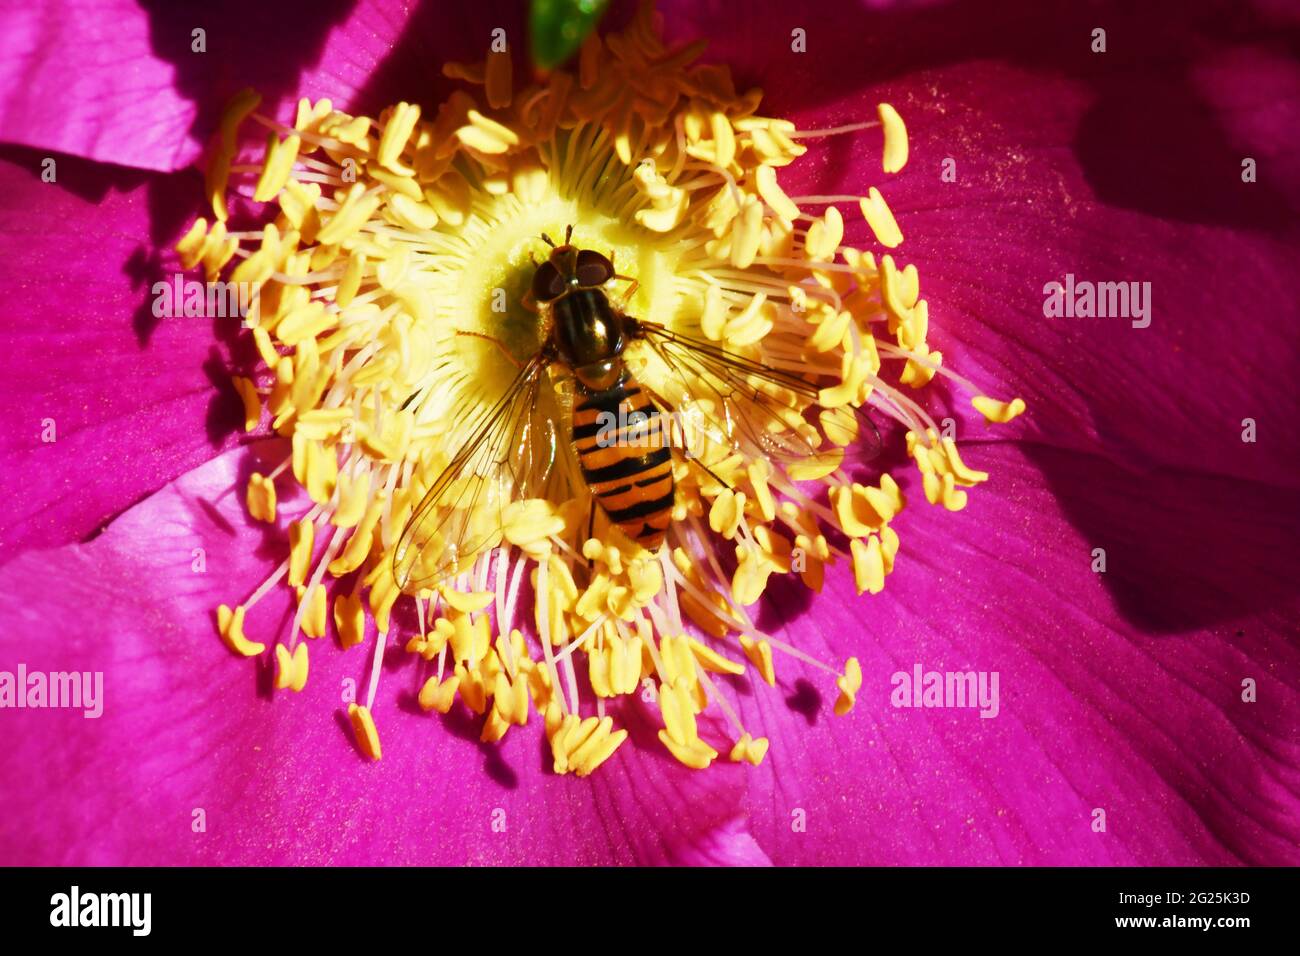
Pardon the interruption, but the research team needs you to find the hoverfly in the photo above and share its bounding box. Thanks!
[393,225,878,594]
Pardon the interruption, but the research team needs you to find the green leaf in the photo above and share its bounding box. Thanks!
[530,0,611,71]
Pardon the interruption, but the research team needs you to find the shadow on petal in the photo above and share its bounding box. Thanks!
[1024,442,1300,634]
[666,0,1300,232]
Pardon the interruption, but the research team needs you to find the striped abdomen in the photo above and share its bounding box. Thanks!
[571,373,675,551]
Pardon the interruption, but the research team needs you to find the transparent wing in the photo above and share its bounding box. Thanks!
[632,321,880,468]
[393,354,556,594]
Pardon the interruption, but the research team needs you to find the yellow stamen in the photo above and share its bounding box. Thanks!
[834,657,862,715]
[246,473,277,523]
[288,518,314,587]
[254,133,302,202]
[878,103,908,173]
[860,187,904,248]
[216,604,265,657]
[739,636,776,686]
[688,638,746,676]
[973,395,1027,424]
[455,109,519,154]
[207,88,261,222]
[274,641,310,692]
[231,376,261,432]
[729,733,770,766]
[348,703,382,759]
[300,584,327,638]
[334,591,366,649]
[440,588,495,614]
[418,673,461,713]
[376,102,421,173]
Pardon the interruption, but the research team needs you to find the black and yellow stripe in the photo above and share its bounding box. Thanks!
[571,374,675,550]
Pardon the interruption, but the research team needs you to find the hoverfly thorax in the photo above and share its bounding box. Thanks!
[538,244,628,391]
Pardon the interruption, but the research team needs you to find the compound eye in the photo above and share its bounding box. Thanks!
[531,261,567,302]
[575,249,614,287]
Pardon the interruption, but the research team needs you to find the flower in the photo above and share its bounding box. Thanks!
[0,0,1296,865]
[183,3,1024,774]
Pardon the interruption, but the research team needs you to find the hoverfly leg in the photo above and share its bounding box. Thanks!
[610,253,640,306]
[684,453,735,493]
[616,277,640,306]
[456,330,526,370]
[608,250,640,301]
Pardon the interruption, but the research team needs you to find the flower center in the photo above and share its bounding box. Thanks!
[184,2,1025,776]
[424,140,688,387]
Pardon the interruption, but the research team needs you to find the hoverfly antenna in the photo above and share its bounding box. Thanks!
[565,224,574,244]
[540,232,556,248]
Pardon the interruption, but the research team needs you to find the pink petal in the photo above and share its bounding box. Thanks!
[0,150,244,556]
[0,0,198,171]
[0,445,763,865]
[2,0,1293,870]
[735,441,1300,865]
[0,1,534,173]
[665,0,1300,484]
